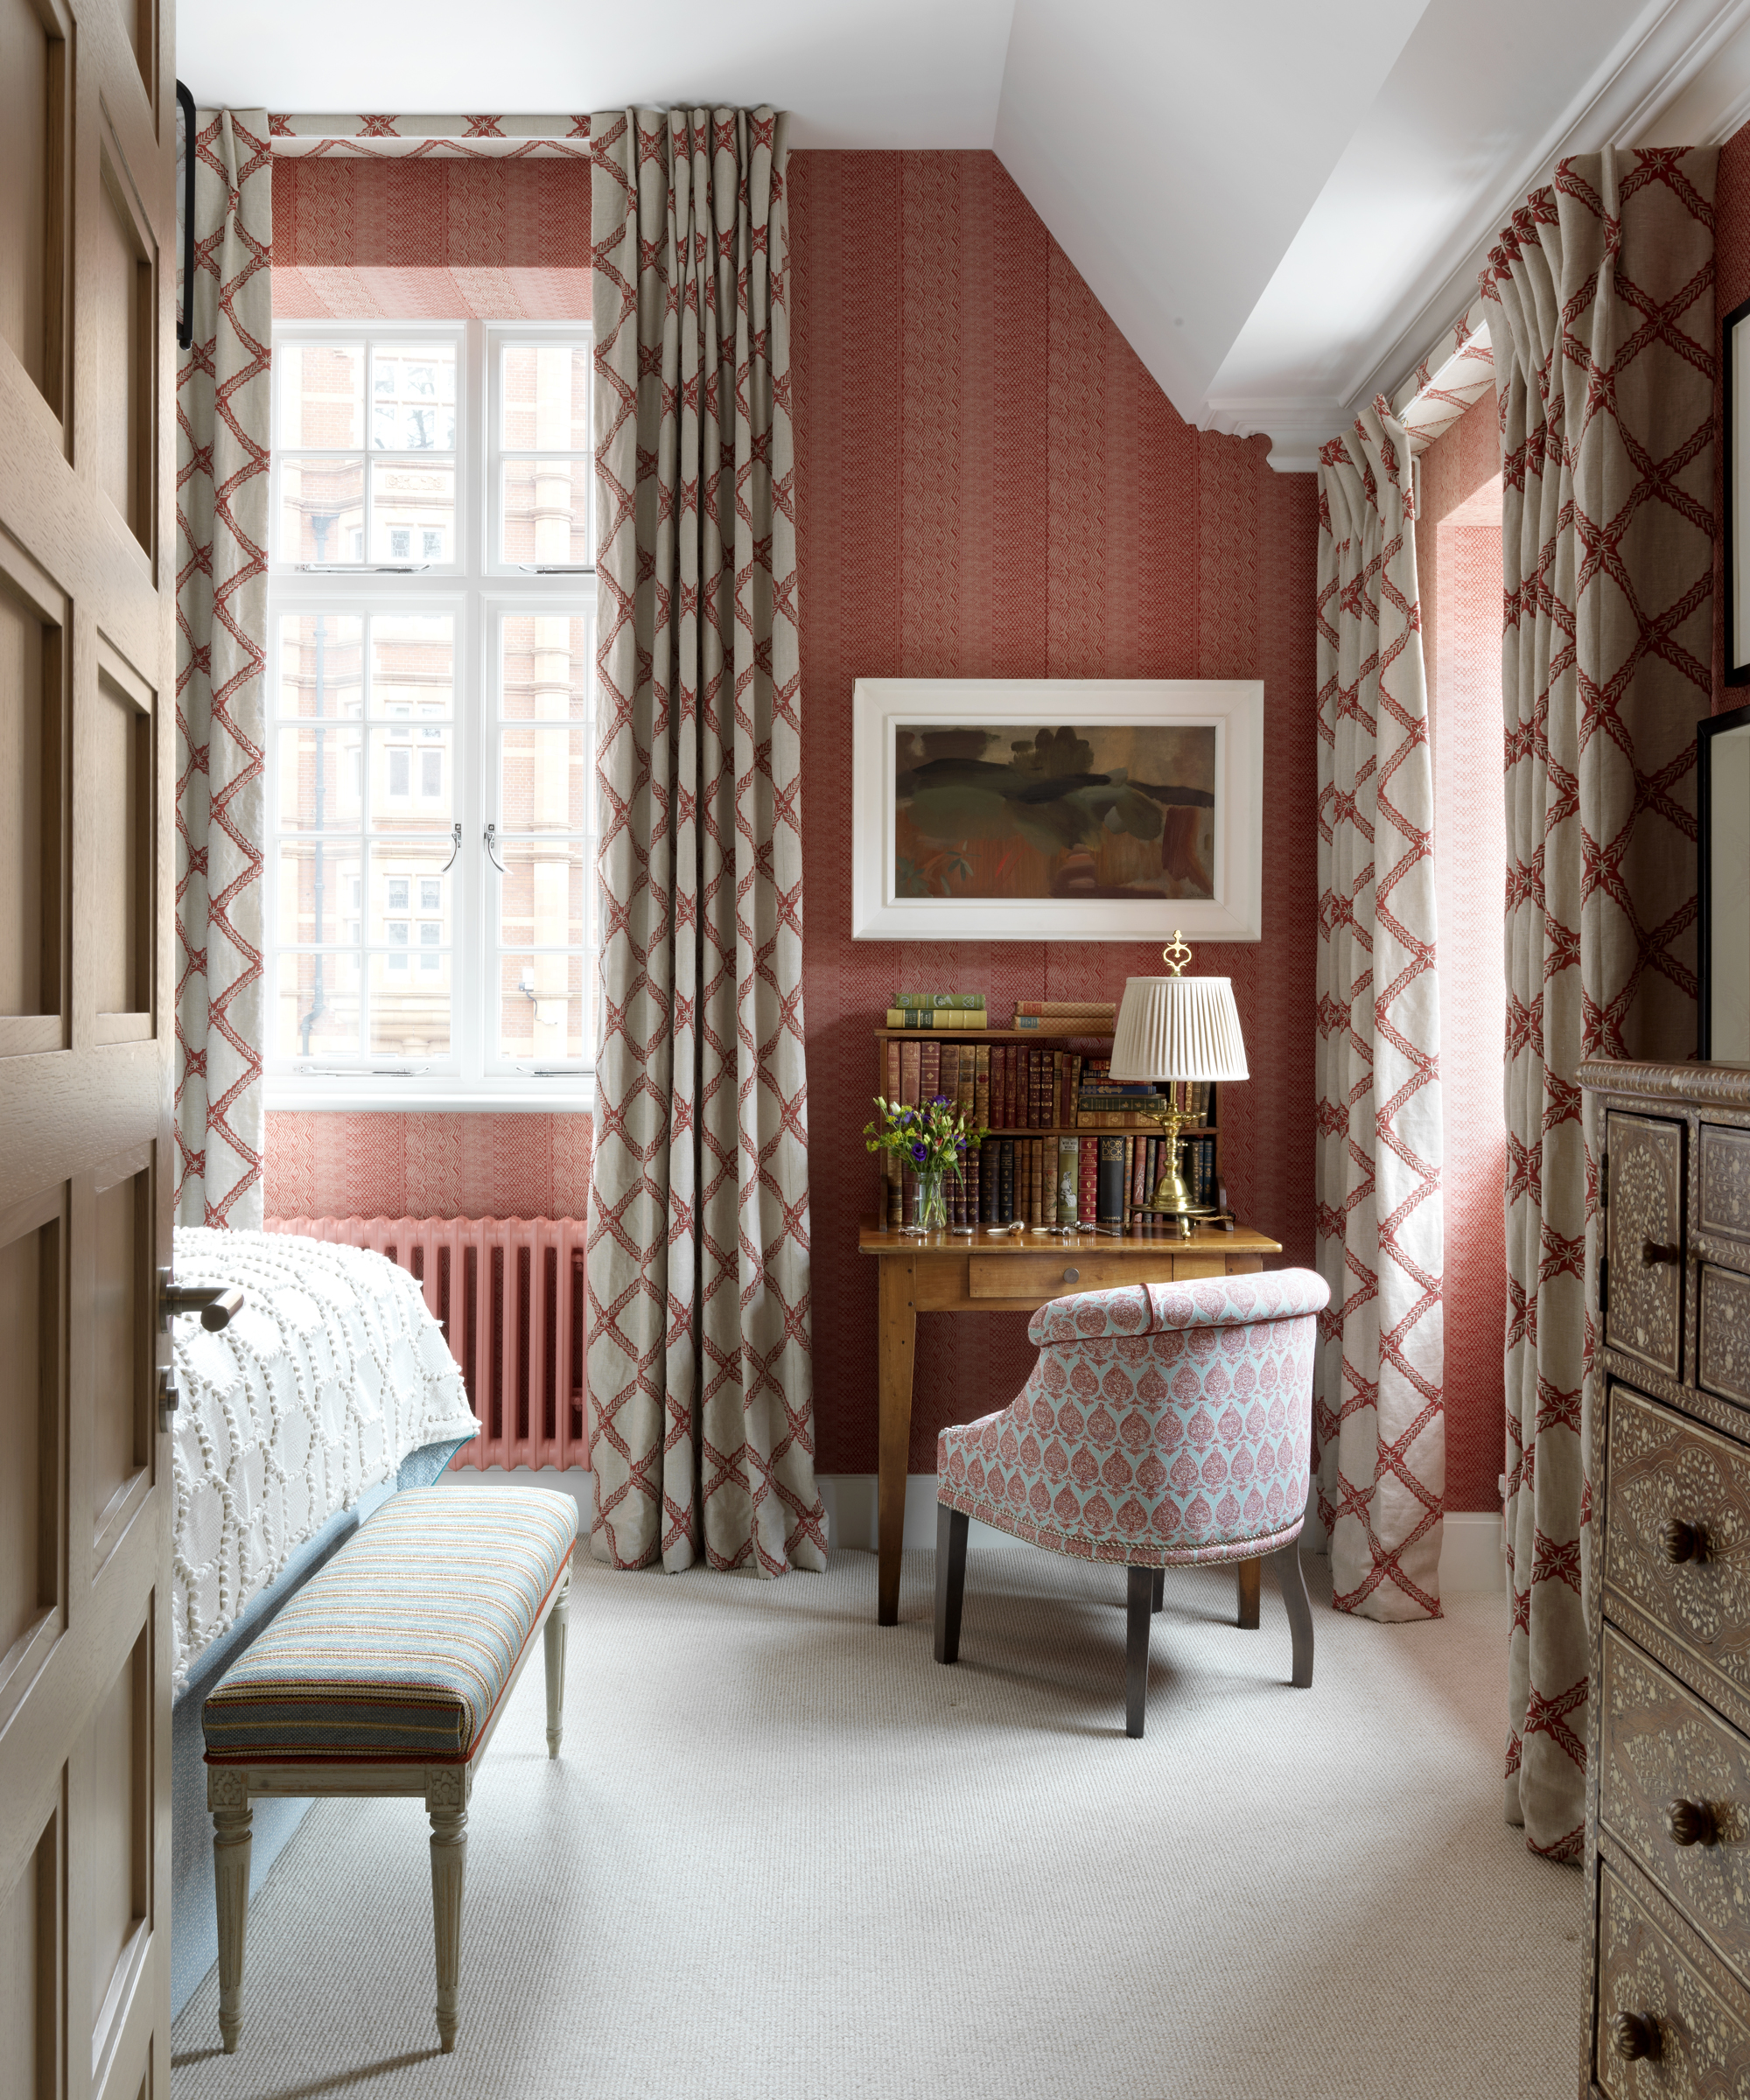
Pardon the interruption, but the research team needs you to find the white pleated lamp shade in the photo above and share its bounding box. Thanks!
[1108,974,1249,1082]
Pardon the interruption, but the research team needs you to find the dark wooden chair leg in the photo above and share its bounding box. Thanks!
[1273,1540,1314,1688]
[934,1503,970,1664]
[1151,1565,1165,1614]
[1236,1557,1262,1629]
[1125,1566,1153,1737]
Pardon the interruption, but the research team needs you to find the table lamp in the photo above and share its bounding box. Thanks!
[1108,931,1249,1238]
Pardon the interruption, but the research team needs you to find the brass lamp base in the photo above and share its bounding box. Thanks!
[1137,1095,1208,1240]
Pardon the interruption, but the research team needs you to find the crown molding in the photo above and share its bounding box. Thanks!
[1201,396,1347,474]
[1352,0,1750,419]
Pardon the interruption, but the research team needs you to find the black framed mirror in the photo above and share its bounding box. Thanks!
[1701,702,1750,1062]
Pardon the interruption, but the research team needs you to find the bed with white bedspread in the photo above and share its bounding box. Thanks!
[171,1227,480,1692]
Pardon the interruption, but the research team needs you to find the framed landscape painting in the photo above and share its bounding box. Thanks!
[850,679,1264,942]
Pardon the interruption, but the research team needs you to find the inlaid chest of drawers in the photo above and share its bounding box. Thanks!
[1579,1057,1750,2096]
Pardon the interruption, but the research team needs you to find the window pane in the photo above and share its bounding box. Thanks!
[369,731,452,828]
[276,614,363,719]
[499,726,592,832]
[500,613,592,720]
[498,951,587,1062]
[276,949,361,1060]
[500,343,589,451]
[278,457,364,564]
[371,615,453,714]
[368,844,452,947]
[370,344,458,450]
[500,459,589,565]
[496,839,591,949]
[276,724,364,829]
[369,953,450,1057]
[370,459,455,562]
[276,841,361,945]
[278,343,365,450]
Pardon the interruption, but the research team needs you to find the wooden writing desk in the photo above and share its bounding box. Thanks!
[858,1220,1284,1625]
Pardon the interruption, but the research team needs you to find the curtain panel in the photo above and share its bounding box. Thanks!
[1483,147,1717,1860]
[175,108,272,1228]
[585,108,826,1576]
[1313,405,1446,1623]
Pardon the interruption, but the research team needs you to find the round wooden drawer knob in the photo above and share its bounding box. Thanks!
[1667,1798,1718,1847]
[1642,1238,1683,1267]
[1662,1519,1704,1564]
[1062,1267,1080,1284]
[1612,2012,1661,2062]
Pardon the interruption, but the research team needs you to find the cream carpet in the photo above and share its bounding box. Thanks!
[172,1545,1580,2100]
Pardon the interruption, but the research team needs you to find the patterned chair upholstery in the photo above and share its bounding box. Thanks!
[934,1267,1329,1737]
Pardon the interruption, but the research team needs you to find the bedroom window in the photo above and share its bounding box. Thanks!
[266,320,595,1105]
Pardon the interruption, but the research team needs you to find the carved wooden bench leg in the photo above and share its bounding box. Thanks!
[544,1564,570,1760]
[211,1782,254,2054]
[427,1778,469,2054]
[933,1503,970,1664]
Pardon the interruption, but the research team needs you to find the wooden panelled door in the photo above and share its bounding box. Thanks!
[0,0,178,2095]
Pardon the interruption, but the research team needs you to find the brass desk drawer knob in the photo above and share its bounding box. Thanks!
[1662,1518,1705,1564]
[1062,1267,1080,1284]
[1612,2012,1660,2063]
[1666,1798,1718,1847]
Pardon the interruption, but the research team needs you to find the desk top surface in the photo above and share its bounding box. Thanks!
[858,1222,1283,1256]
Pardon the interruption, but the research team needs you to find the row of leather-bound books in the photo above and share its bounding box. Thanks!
[878,1037,1214,1137]
[886,1131,1222,1230]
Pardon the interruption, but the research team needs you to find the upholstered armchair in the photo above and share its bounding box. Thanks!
[934,1268,1329,1737]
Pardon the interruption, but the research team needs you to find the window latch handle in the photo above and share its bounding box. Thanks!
[485,822,508,875]
[439,822,462,873]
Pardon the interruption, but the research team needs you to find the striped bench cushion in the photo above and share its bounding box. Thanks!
[202,1486,578,1768]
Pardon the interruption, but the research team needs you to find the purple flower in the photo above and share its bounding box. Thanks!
[911,1143,928,1164]
[932,1095,948,1107]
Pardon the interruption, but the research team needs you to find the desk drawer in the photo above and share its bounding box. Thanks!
[1601,1626,1750,1984]
[966,1253,1174,1301]
[1606,1110,1685,1381]
[1595,1865,1750,2096]
[1604,1386,1750,1705]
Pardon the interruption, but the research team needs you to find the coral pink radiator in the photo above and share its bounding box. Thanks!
[267,1216,589,1472]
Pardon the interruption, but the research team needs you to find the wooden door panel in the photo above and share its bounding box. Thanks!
[0,0,174,2090]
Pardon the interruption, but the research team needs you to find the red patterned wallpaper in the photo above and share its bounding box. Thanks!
[789,151,1320,1475]
[271,155,589,318]
[1416,392,1508,1513]
[264,1111,592,1219]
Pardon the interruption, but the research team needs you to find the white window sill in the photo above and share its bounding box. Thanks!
[264,1077,597,1115]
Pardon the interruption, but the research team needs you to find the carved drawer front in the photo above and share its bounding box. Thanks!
[1606,1111,1686,1382]
[1604,1387,1750,1707]
[1700,1266,1750,1409]
[1597,1866,1750,2096]
[1701,1124,1750,1246]
[1601,1627,1750,1984]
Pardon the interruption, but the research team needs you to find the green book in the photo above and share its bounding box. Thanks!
[891,991,987,1010]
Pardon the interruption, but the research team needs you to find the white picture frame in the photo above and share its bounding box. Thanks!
[850,678,1264,942]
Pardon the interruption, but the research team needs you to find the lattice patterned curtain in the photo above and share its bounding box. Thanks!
[1313,404,1446,1623]
[1483,147,1718,1859]
[585,108,826,1575]
[175,110,271,1228]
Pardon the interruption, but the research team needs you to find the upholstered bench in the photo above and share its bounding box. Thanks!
[202,1484,578,2054]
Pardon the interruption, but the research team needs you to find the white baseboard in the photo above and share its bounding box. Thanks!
[444,1466,1504,1594]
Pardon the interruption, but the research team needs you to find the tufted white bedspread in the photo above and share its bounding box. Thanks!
[170,1228,479,1694]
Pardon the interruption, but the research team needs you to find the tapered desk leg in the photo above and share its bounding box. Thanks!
[877,1254,918,1627]
[1237,1557,1262,1629]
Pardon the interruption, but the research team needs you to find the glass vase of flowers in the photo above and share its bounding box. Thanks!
[864,1094,986,1236]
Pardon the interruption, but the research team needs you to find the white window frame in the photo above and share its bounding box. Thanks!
[265,318,597,1112]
